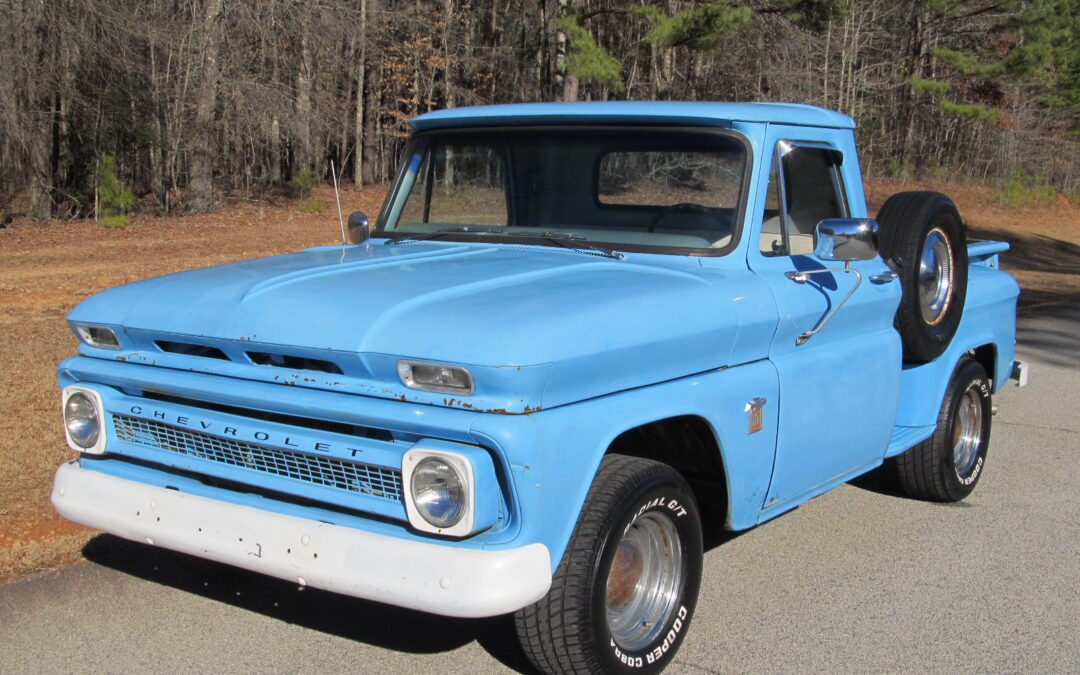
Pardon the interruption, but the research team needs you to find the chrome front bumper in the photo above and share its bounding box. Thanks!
[52,461,551,618]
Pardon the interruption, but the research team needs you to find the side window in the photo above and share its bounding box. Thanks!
[398,143,507,228]
[759,144,847,256]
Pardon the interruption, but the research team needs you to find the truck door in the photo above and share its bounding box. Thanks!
[749,125,902,518]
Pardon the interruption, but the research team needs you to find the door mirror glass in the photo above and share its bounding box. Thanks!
[347,211,369,244]
[814,218,879,262]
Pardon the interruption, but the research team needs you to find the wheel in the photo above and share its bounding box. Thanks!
[895,358,992,501]
[515,455,703,674]
[876,191,968,362]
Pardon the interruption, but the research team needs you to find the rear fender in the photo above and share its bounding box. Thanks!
[894,264,1018,430]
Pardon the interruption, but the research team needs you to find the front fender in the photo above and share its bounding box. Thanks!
[470,358,779,571]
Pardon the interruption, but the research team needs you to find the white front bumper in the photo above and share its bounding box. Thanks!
[52,461,551,618]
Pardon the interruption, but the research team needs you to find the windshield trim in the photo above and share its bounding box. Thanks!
[373,124,753,258]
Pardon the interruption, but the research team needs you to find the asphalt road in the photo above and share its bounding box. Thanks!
[2,308,1077,674]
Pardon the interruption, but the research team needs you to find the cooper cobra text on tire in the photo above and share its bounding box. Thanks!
[895,357,992,501]
[876,191,968,362]
[515,454,704,674]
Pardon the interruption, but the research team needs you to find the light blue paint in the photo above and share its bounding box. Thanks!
[410,101,856,131]
[57,102,1019,576]
[745,123,902,513]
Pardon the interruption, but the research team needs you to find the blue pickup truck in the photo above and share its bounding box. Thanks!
[54,102,1026,673]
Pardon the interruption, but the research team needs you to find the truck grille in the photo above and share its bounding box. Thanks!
[111,414,402,502]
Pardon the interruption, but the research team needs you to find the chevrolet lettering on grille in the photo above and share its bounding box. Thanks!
[125,405,365,457]
[112,412,403,502]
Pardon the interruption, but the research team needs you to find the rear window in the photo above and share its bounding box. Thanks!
[598,151,743,209]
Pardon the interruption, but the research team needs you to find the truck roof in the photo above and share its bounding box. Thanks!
[410,101,856,132]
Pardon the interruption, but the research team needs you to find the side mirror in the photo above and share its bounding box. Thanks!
[787,218,881,347]
[814,218,879,263]
[347,211,370,245]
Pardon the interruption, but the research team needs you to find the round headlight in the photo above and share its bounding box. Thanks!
[410,457,466,529]
[64,392,100,449]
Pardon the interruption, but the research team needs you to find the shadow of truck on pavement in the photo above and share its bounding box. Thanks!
[82,535,537,673]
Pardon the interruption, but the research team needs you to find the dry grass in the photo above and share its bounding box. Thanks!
[0,184,386,579]
[0,179,1074,581]
[865,178,1080,315]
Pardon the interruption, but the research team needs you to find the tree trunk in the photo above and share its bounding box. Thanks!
[361,60,381,185]
[294,27,315,176]
[900,7,926,176]
[28,118,52,221]
[354,0,367,190]
[269,58,282,183]
[23,0,53,221]
[554,0,568,100]
[187,0,224,214]
[360,0,381,185]
[339,35,355,176]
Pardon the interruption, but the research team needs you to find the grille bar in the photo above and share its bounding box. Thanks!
[111,414,402,502]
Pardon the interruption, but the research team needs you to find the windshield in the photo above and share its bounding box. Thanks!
[375,127,748,255]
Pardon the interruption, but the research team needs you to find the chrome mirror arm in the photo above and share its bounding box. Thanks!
[784,261,863,346]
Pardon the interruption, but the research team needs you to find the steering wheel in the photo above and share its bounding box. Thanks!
[649,202,723,233]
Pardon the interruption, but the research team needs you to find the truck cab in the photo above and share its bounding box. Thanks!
[53,102,1024,674]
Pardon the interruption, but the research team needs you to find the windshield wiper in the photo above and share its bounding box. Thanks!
[387,227,503,244]
[388,227,623,260]
[502,231,625,260]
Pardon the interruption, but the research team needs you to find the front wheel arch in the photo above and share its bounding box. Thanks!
[514,454,705,674]
[605,415,731,529]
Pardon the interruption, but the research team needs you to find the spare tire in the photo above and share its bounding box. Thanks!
[877,191,968,362]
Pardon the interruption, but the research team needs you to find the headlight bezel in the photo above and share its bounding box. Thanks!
[397,360,475,395]
[75,324,121,350]
[402,448,475,536]
[401,442,500,538]
[61,386,107,454]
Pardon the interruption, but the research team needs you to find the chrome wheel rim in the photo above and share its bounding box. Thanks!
[605,511,684,652]
[919,228,954,325]
[953,385,984,477]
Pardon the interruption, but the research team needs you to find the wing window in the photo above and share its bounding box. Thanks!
[760,143,848,256]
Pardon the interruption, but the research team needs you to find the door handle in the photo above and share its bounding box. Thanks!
[870,270,898,284]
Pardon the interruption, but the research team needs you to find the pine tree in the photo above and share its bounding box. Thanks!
[916,0,1079,124]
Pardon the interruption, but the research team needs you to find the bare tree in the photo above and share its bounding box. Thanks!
[187,0,225,213]
[0,0,1075,222]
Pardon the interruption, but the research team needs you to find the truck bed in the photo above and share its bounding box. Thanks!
[886,240,1019,457]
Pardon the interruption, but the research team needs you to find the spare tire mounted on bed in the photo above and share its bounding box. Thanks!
[876,191,969,362]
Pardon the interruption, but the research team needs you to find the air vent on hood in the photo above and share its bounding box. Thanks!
[156,340,230,361]
[247,351,344,375]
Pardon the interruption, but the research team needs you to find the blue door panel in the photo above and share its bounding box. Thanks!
[747,124,903,513]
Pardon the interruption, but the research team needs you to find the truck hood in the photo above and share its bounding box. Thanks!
[69,241,774,413]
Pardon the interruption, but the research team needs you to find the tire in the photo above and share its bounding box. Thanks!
[895,358,992,501]
[515,455,703,674]
[877,191,968,362]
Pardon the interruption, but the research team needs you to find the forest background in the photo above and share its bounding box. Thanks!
[1,0,1077,224]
